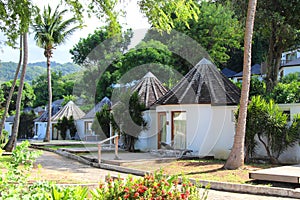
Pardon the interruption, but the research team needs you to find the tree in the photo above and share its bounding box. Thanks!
[112,91,147,152]
[93,104,112,138]
[224,0,257,169]
[173,1,243,66]
[0,36,23,138]
[32,71,74,107]
[17,111,36,139]
[32,5,80,142]
[0,80,35,115]
[4,33,29,152]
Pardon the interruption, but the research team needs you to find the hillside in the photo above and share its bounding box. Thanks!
[0,61,82,83]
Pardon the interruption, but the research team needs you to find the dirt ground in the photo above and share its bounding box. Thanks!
[29,150,129,184]
[25,150,298,200]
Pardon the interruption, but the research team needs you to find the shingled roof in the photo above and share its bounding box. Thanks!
[154,58,241,106]
[131,72,168,108]
[34,99,63,122]
[81,97,112,119]
[51,101,85,122]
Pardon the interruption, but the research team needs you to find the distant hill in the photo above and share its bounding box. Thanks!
[0,61,82,83]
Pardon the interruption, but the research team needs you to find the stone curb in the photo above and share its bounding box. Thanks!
[30,145,300,199]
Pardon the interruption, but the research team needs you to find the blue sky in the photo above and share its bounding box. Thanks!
[0,0,150,64]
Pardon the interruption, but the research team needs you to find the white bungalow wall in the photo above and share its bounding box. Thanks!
[154,104,237,159]
[34,122,47,140]
[135,110,158,151]
[4,122,13,136]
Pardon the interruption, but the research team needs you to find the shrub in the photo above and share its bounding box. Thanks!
[91,170,208,200]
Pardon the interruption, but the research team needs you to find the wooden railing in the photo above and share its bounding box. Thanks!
[98,135,119,164]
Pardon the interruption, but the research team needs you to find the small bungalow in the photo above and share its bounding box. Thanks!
[151,58,241,159]
[33,99,63,140]
[131,72,168,150]
[76,97,112,141]
[221,68,237,79]
[51,101,85,140]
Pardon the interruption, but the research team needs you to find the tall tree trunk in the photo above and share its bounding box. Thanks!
[0,36,22,139]
[4,33,28,152]
[266,30,283,92]
[44,50,52,142]
[224,0,257,170]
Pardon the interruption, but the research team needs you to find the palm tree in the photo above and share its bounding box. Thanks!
[0,36,22,140]
[4,33,28,152]
[224,0,257,169]
[32,5,80,142]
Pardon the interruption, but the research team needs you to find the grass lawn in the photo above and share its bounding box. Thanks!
[0,155,12,168]
[124,159,277,184]
[43,144,98,150]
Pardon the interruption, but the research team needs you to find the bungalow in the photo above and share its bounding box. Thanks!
[151,58,241,159]
[131,72,168,150]
[51,101,85,140]
[33,99,63,140]
[232,64,263,82]
[77,97,112,141]
[4,115,14,136]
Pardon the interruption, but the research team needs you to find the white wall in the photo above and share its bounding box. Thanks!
[154,104,237,159]
[34,122,47,140]
[4,122,13,136]
[76,119,85,139]
[135,110,158,151]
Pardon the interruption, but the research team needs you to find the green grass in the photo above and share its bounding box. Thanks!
[0,156,12,168]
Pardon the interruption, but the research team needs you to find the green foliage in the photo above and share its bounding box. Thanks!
[0,80,36,115]
[32,71,75,107]
[138,0,200,33]
[18,111,36,139]
[244,96,300,163]
[0,129,9,148]
[93,104,112,138]
[112,91,147,152]
[62,95,76,106]
[267,81,300,104]
[91,171,207,200]
[280,72,300,84]
[249,76,266,97]
[55,116,77,140]
[174,1,243,66]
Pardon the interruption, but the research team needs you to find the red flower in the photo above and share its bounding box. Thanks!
[134,192,139,198]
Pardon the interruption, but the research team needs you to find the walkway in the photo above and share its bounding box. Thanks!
[30,150,297,199]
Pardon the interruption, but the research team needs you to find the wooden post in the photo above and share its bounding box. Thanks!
[114,136,119,160]
[98,143,102,164]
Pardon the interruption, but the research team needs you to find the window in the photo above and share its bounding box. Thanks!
[172,111,187,149]
[84,121,93,135]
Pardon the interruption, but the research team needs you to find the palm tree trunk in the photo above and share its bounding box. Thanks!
[4,33,28,152]
[44,50,52,142]
[224,0,257,169]
[0,36,22,139]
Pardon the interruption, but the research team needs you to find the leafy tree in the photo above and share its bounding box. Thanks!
[268,82,300,104]
[280,72,300,84]
[92,104,111,138]
[32,72,74,107]
[112,91,147,152]
[173,1,243,66]
[17,111,36,139]
[0,80,35,115]
[55,116,77,140]
[245,96,300,163]
[32,5,80,142]
[224,0,257,169]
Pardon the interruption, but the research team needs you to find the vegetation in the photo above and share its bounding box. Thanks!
[244,96,300,163]
[32,4,81,142]
[0,80,35,115]
[17,111,36,139]
[55,116,77,140]
[92,104,112,138]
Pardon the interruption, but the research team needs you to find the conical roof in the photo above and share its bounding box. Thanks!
[51,101,85,122]
[131,72,168,108]
[155,58,240,106]
[34,100,63,122]
[81,97,112,119]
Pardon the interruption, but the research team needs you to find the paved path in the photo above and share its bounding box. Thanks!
[31,150,297,199]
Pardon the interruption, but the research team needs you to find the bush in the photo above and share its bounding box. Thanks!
[91,170,208,200]
[244,96,300,163]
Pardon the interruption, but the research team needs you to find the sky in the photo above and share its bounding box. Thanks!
[0,0,150,64]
